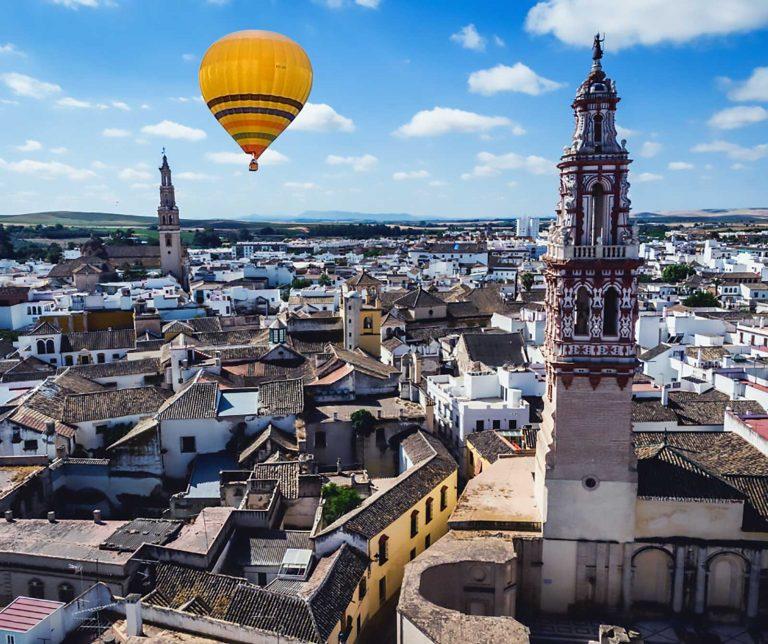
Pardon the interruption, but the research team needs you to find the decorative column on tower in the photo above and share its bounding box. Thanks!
[541,36,642,543]
[157,151,185,287]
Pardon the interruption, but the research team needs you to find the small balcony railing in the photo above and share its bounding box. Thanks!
[546,243,638,261]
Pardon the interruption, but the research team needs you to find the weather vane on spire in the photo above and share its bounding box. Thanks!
[592,33,605,61]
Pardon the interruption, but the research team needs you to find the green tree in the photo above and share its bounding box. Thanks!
[661,263,696,284]
[45,243,63,264]
[259,226,276,236]
[192,227,221,248]
[350,409,376,434]
[683,291,720,308]
[291,277,311,289]
[321,483,362,524]
[319,273,332,286]
[238,227,253,242]
[0,226,14,259]
[520,272,535,292]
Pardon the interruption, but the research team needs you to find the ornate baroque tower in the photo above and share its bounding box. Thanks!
[541,36,642,543]
[158,152,185,286]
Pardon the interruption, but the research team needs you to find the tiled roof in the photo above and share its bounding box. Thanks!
[258,379,304,416]
[460,331,529,368]
[466,430,519,463]
[62,386,169,423]
[393,286,445,310]
[320,431,456,539]
[238,424,298,465]
[56,357,161,379]
[346,270,383,287]
[147,563,322,642]
[229,529,312,566]
[639,343,672,361]
[666,390,764,426]
[635,431,768,530]
[251,460,301,499]
[631,398,678,423]
[156,381,219,420]
[0,356,56,383]
[60,329,136,352]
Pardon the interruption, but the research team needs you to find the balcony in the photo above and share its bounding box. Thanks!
[546,243,639,261]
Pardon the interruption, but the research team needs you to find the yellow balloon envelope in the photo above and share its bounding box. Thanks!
[199,30,313,171]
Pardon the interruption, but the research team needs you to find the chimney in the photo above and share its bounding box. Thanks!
[125,594,143,637]
[93,509,102,524]
[661,385,669,407]
[47,511,56,523]
[215,351,222,370]
[4,510,12,523]
[45,421,55,436]
[332,411,338,421]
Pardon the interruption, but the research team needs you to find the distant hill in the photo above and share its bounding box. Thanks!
[0,211,157,227]
[633,208,768,222]
[242,210,420,223]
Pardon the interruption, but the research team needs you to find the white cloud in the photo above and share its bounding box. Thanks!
[615,125,637,139]
[182,53,196,62]
[326,154,378,172]
[0,158,95,180]
[429,180,448,187]
[394,107,521,138]
[292,103,355,132]
[141,120,206,142]
[118,168,152,181]
[493,35,506,47]
[206,149,289,166]
[91,161,109,170]
[111,100,130,111]
[56,96,110,109]
[176,171,215,181]
[731,163,747,171]
[639,141,662,158]
[50,147,67,154]
[468,63,564,96]
[525,0,768,49]
[708,105,768,130]
[284,181,317,190]
[355,0,380,7]
[49,0,107,8]
[171,96,204,103]
[450,24,486,51]
[635,172,663,182]
[692,140,768,161]
[721,67,768,102]
[102,128,131,138]
[0,44,25,57]
[462,151,556,179]
[393,170,430,181]
[668,161,694,170]
[16,140,42,152]
[0,73,61,99]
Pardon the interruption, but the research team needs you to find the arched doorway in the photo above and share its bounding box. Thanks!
[632,547,673,612]
[707,552,747,616]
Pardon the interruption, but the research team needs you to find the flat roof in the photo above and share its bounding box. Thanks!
[217,390,259,417]
[0,596,64,632]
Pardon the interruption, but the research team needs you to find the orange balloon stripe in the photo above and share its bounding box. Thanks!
[218,118,286,132]
[241,144,268,156]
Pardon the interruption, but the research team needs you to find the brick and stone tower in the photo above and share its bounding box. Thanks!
[158,151,185,286]
[541,35,642,543]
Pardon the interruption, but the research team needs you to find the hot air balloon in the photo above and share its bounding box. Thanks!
[199,30,313,172]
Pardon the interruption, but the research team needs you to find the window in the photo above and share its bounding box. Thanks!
[475,420,484,431]
[28,578,44,599]
[180,436,196,453]
[80,355,89,365]
[165,234,172,247]
[410,510,419,537]
[410,548,416,561]
[358,577,367,600]
[112,353,120,360]
[508,419,517,430]
[97,353,105,364]
[58,583,75,603]
[603,288,619,337]
[440,486,448,511]
[314,431,326,449]
[593,113,603,147]
[425,498,433,524]
[492,419,500,430]
[45,339,54,354]
[379,577,387,605]
[363,316,373,330]
[64,355,73,366]
[377,535,388,565]
[23,440,38,452]
[575,287,591,336]
[36,339,45,354]
[591,183,606,245]
[424,534,431,549]
[7,634,16,644]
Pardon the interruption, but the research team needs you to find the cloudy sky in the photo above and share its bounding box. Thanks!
[0,0,767,219]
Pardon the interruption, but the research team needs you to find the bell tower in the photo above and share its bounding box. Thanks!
[541,35,642,543]
[158,151,185,287]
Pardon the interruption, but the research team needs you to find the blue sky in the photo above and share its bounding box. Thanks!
[0,0,767,220]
